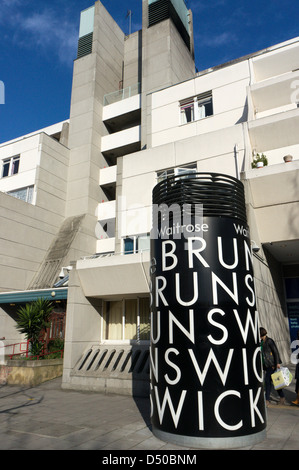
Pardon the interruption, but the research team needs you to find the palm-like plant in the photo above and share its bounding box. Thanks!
[34,298,53,335]
[16,298,54,356]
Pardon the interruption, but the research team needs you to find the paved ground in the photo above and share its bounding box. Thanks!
[0,373,298,452]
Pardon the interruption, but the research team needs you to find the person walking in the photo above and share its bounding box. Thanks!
[292,330,299,406]
[260,327,285,407]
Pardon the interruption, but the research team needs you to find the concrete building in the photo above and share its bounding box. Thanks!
[1,0,299,396]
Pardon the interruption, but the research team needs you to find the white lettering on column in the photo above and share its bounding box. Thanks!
[245,274,255,307]
[244,240,253,271]
[162,240,178,271]
[212,272,239,305]
[175,272,199,306]
[233,309,259,343]
[150,346,158,381]
[214,391,243,431]
[169,309,195,344]
[150,311,160,344]
[188,348,234,386]
[187,237,210,268]
[155,276,168,306]
[242,348,249,385]
[154,386,187,428]
[164,348,181,385]
[207,308,228,345]
[217,237,239,269]
[253,347,263,382]
[249,388,264,427]
[198,391,204,431]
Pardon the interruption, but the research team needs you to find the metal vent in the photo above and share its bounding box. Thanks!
[148,0,190,50]
[148,0,169,26]
[153,172,247,224]
[77,32,93,59]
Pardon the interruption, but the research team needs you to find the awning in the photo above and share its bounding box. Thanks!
[0,288,68,304]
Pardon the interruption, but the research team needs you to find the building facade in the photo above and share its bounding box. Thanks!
[1,0,299,395]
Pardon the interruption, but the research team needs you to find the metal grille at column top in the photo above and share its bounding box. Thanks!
[152,172,247,224]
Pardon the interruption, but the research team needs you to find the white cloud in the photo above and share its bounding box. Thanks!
[1,4,78,66]
[197,31,238,49]
[20,10,78,64]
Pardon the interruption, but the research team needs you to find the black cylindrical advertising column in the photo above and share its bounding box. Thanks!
[150,173,266,449]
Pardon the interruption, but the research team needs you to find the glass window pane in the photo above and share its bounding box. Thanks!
[2,160,10,177]
[180,100,194,124]
[139,298,150,340]
[27,186,34,203]
[183,104,194,123]
[125,299,137,340]
[138,235,150,252]
[8,188,27,201]
[124,237,134,254]
[103,301,123,340]
[12,157,20,174]
[7,186,34,203]
[198,98,213,119]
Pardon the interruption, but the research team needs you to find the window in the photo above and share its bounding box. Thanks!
[123,234,150,255]
[7,186,34,204]
[180,98,195,123]
[102,298,150,341]
[124,237,135,255]
[1,155,20,178]
[157,164,197,183]
[180,91,213,124]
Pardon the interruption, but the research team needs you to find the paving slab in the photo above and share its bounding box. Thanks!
[0,374,298,452]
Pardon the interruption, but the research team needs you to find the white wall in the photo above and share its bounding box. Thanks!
[151,61,250,148]
[0,135,40,195]
[119,122,245,238]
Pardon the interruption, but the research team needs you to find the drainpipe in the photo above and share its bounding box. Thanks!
[234,144,240,180]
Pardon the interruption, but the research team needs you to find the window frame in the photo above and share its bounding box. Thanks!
[157,164,197,183]
[1,155,20,178]
[122,233,150,255]
[101,297,150,343]
[180,91,213,125]
[7,186,34,204]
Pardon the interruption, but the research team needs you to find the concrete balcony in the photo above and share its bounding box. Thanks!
[101,125,141,161]
[97,200,116,221]
[103,87,141,134]
[76,250,150,299]
[252,38,299,82]
[242,160,299,263]
[96,237,115,254]
[248,108,299,151]
[101,126,141,152]
[102,93,141,121]
[99,165,117,186]
[250,70,299,115]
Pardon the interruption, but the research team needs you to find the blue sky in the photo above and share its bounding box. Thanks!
[0,0,298,143]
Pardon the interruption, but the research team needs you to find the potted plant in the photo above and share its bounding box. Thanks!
[251,153,268,169]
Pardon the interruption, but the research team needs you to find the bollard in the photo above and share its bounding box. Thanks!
[150,172,267,449]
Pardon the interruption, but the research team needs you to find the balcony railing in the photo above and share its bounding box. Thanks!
[103,82,141,106]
